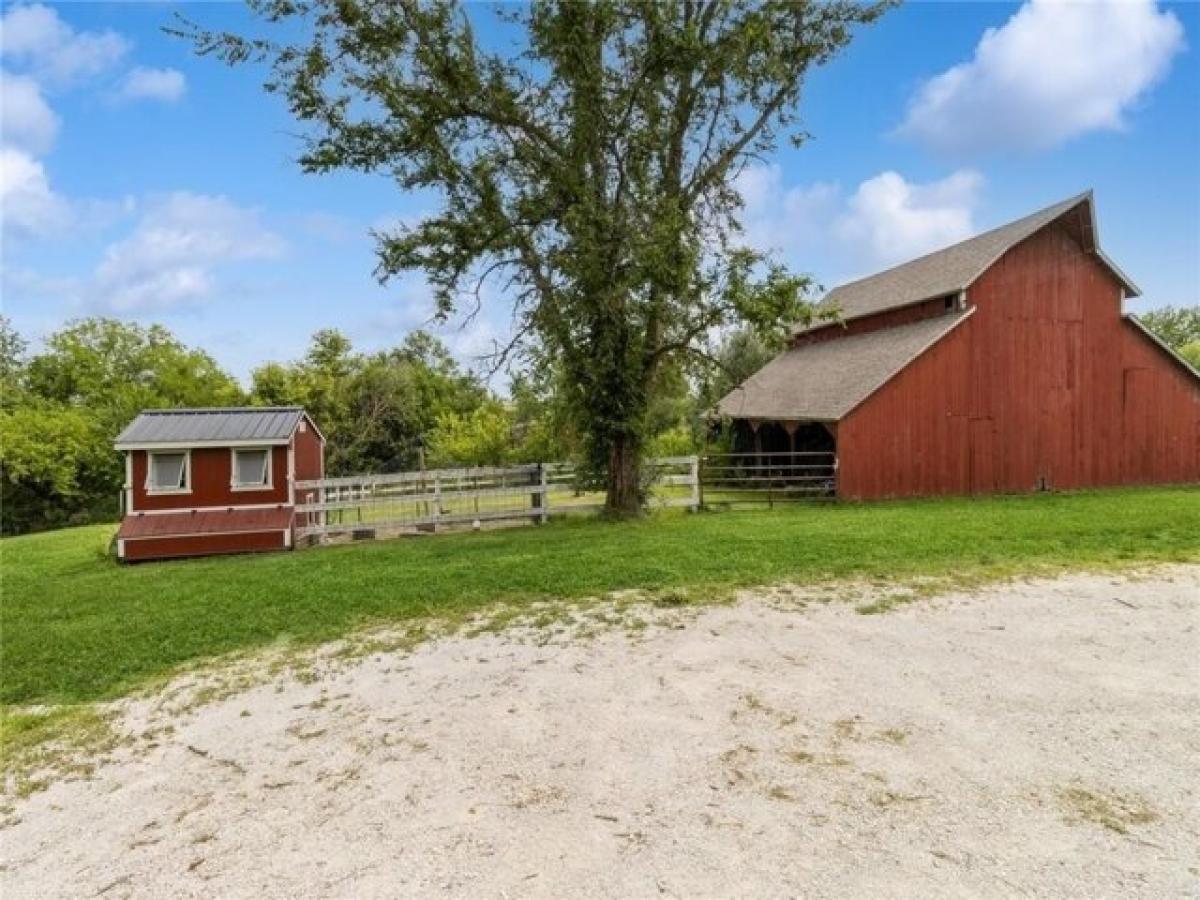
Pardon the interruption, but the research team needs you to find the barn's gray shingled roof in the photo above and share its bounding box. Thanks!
[115,407,306,447]
[796,191,1138,334]
[717,311,973,422]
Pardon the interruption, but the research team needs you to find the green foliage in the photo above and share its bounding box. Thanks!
[0,404,112,534]
[3,486,1197,707]
[646,424,698,458]
[249,329,486,474]
[178,0,890,511]
[699,328,780,410]
[508,369,583,463]
[2,319,245,534]
[26,318,243,431]
[0,315,28,410]
[426,400,517,467]
[1178,340,1200,370]
[1137,306,1200,351]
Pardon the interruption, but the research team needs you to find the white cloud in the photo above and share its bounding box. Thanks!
[1,264,83,309]
[114,66,186,104]
[0,144,133,240]
[0,145,69,237]
[92,192,287,312]
[834,170,982,266]
[734,164,840,258]
[0,3,129,86]
[0,71,59,153]
[736,166,984,284]
[897,0,1185,156]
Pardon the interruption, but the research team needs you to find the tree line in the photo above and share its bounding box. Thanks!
[3,305,1195,535]
[0,315,770,534]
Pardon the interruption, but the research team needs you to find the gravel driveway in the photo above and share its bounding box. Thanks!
[3,567,1198,899]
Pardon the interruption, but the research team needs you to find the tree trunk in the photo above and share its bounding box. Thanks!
[605,432,642,516]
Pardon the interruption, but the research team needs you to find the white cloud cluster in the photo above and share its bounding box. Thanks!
[0,5,187,242]
[115,66,186,104]
[897,0,1185,156]
[736,165,984,284]
[93,192,287,313]
[0,72,58,153]
[834,170,982,266]
[733,165,841,258]
[0,2,129,85]
[0,145,68,237]
[1,7,277,318]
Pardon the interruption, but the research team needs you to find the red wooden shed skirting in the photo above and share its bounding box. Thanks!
[115,511,294,561]
[117,508,294,562]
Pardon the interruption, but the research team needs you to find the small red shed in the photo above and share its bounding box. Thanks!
[113,407,325,562]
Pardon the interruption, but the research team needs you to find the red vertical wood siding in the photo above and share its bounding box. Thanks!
[131,445,291,511]
[292,420,324,482]
[792,296,952,348]
[837,223,1200,499]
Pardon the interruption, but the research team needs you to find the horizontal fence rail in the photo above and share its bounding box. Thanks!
[698,452,838,506]
[293,456,701,541]
[292,453,835,543]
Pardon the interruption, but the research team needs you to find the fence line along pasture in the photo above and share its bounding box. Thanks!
[698,452,838,507]
[293,452,834,543]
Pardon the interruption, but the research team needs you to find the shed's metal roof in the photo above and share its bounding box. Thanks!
[115,407,306,447]
[796,191,1139,334]
[718,311,972,422]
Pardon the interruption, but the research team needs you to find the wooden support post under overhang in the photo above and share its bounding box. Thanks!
[749,419,763,471]
[780,420,799,454]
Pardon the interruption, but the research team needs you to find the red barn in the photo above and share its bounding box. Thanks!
[718,192,1200,498]
[114,407,325,561]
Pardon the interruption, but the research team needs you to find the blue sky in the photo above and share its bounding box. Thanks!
[2,1,1197,386]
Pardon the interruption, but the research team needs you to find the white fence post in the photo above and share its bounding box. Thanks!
[689,455,700,511]
[540,463,549,523]
[433,474,442,526]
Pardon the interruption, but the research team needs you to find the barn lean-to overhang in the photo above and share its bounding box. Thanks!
[716,308,976,424]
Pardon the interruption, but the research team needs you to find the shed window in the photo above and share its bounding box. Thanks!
[147,452,189,493]
[232,448,271,489]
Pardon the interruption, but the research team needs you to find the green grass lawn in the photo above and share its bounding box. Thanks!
[3,486,1198,709]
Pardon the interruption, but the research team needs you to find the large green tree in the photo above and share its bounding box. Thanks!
[26,318,243,434]
[250,329,486,474]
[180,0,888,513]
[2,318,244,533]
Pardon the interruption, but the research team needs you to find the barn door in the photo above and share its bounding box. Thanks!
[969,417,997,495]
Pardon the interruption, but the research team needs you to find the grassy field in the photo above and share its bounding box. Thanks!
[3,487,1199,711]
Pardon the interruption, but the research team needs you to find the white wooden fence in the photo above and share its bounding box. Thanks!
[294,456,699,541]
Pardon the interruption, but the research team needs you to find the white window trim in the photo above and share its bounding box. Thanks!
[124,452,135,513]
[145,449,192,495]
[230,446,274,492]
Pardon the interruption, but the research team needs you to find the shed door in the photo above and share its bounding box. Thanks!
[969,417,997,495]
